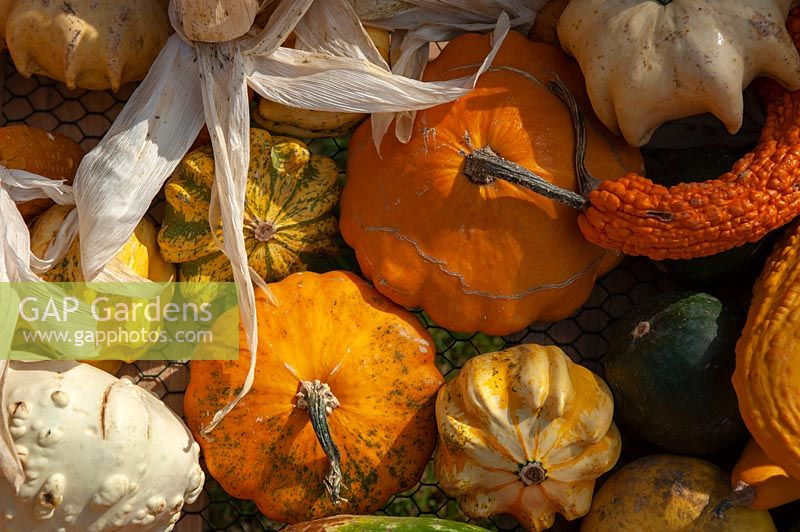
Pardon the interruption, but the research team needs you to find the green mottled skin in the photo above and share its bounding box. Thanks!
[285,515,489,531]
[158,128,342,282]
[605,292,747,455]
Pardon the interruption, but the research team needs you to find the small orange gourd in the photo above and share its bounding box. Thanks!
[717,439,800,513]
[184,271,443,523]
[341,32,642,335]
[733,218,800,480]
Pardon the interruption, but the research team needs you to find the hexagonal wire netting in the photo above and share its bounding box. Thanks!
[0,49,757,531]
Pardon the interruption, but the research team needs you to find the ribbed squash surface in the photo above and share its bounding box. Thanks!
[733,219,800,479]
[158,128,341,282]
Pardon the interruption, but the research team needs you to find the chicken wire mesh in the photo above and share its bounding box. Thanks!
[0,52,758,531]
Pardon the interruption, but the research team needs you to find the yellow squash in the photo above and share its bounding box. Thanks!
[30,204,175,283]
[582,455,776,531]
[28,204,175,372]
[1,0,170,91]
[434,344,620,531]
[158,128,341,282]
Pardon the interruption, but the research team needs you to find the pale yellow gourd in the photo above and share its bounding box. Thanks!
[1,0,170,91]
[434,345,621,531]
[558,0,800,146]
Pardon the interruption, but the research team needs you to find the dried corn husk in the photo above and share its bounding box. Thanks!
[72,0,519,431]
[358,0,539,143]
[0,164,79,492]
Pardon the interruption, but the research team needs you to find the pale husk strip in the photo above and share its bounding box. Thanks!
[245,45,498,112]
[4,169,74,205]
[0,165,79,491]
[362,0,537,144]
[245,0,315,57]
[73,35,205,280]
[293,0,388,68]
[195,40,258,433]
[371,12,511,146]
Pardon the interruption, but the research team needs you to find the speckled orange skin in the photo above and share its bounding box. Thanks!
[1,125,83,220]
[341,32,641,335]
[578,11,800,260]
[733,220,800,481]
[184,271,444,524]
[731,439,800,510]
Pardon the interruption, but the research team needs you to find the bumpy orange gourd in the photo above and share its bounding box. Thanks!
[340,32,642,335]
[571,11,800,260]
[733,219,800,480]
[723,439,800,511]
[184,271,444,523]
[1,125,83,220]
[434,345,621,531]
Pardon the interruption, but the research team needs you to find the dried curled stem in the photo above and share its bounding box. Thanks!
[463,146,586,208]
[461,79,598,208]
[296,380,347,504]
[714,481,756,517]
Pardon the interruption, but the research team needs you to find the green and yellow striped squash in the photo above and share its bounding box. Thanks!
[157,128,341,282]
[285,515,489,531]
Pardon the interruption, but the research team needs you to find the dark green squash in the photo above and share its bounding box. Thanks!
[604,292,747,456]
[284,516,489,531]
[643,145,770,287]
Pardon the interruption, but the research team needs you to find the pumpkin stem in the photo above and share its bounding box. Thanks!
[296,380,347,505]
[519,461,548,485]
[547,79,602,197]
[461,79,602,209]
[463,146,586,209]
[713,481,757,518]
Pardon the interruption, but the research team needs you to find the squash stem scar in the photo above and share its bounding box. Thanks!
[519,461,547,485]
[295,380,347,504]
[714,480,756,517]
[254,220,276,242]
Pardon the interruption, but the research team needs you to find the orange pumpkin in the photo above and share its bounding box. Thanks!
[183,271,443,523]
[1,125,84,220]
[340,32,642,335]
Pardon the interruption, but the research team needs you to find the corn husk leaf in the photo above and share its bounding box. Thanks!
[195,39,257,432]
[73,35,204,280]
[0,165,79,491]
[364,0,539,143]
[293,0,388,67]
